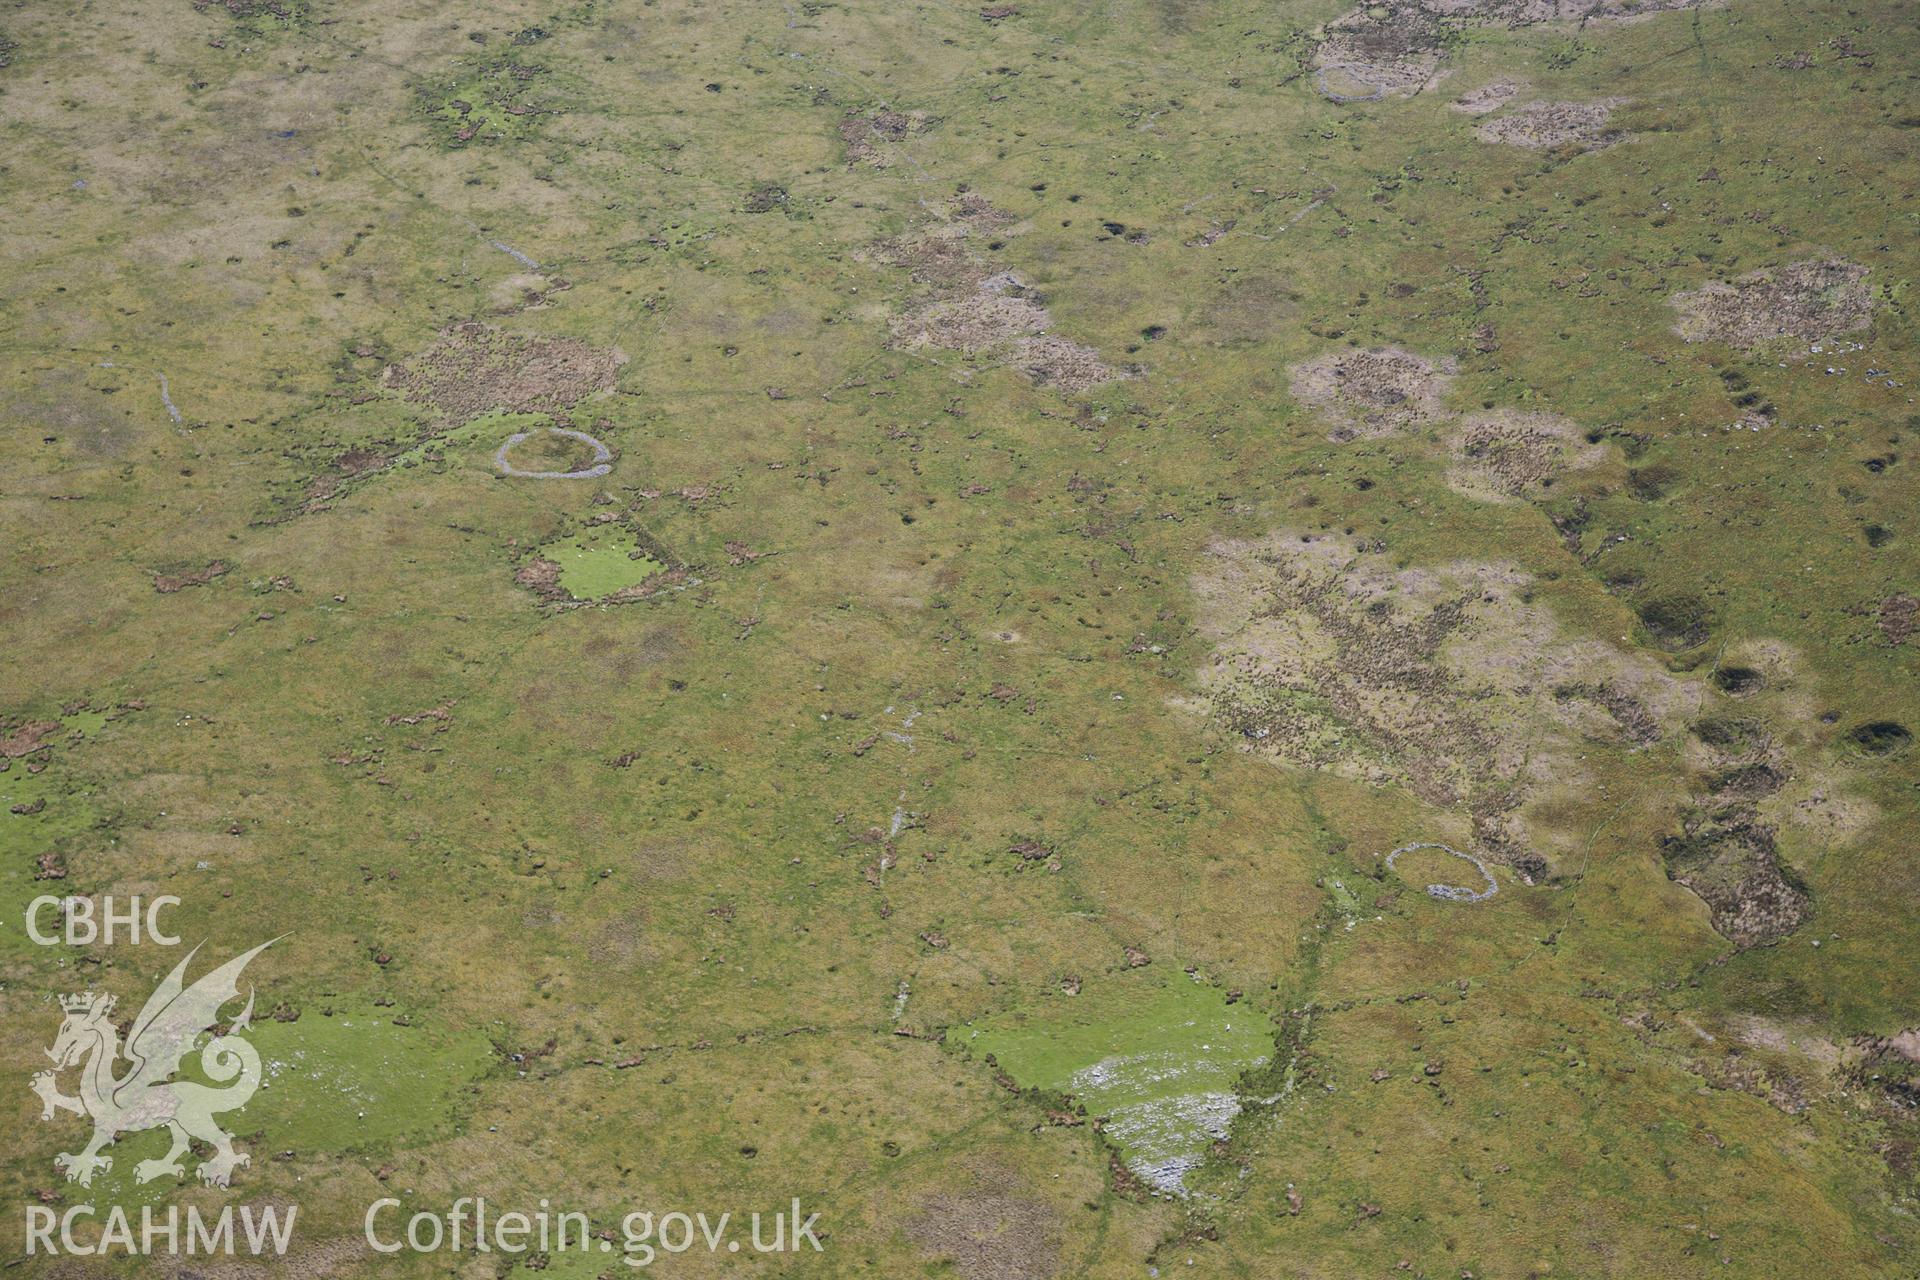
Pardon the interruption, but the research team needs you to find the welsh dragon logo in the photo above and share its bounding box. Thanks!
[32,939,276,1188]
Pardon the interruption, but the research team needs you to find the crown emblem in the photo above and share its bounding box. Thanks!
[58,992,113,1017]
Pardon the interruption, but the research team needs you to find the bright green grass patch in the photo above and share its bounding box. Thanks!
[0,763,102,849]
[1324,873,1363,916]
[957,971,1275,1192]
[239,1012,494,1154]
[23,1012,492,1211]
[542,533,666,600]
[0,765,104,961]
[59,709,108,740]
[428,78,541,146]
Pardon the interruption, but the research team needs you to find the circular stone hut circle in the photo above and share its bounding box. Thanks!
[1315,64,1387,102]
[494,427,614,479]
[1384,842,1499,902]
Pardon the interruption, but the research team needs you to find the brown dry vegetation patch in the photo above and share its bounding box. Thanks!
[1426,0,1712,18]
[1844,1036,1920,1166]
[171,1235,369,1280]
[1553,681,1661,747]
[332,448,387,476]
[1,719,61,758]
[1880,594,1918,645]
[1690,1042,1813,1114]
[1476,99,1626,150]
[1445,411,1605,502]
[839,108,930,167]
[1188,533,1694,866]
[1663,715,1811,946]
[1289,346,1454,441]
[1573,0,1716,19]
[303,451,389,510]
[382,322,625,422]
[1312,0,1705,103]
[192,0,299,19]
[1864,1028,1920,1067]
[891,294,1053,354]
[1312,1,1446,98]
[869,200,1124,394]
[1670,259,1873,350]
[864,227,989,289]
[1010,335,1119,393]
[513,556,567,602]
[952,192,1015,227]
[1450,79,1522,114]
[905,1193,1061,1280]
[1662,822,1809,946]
[154,561,228,594]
